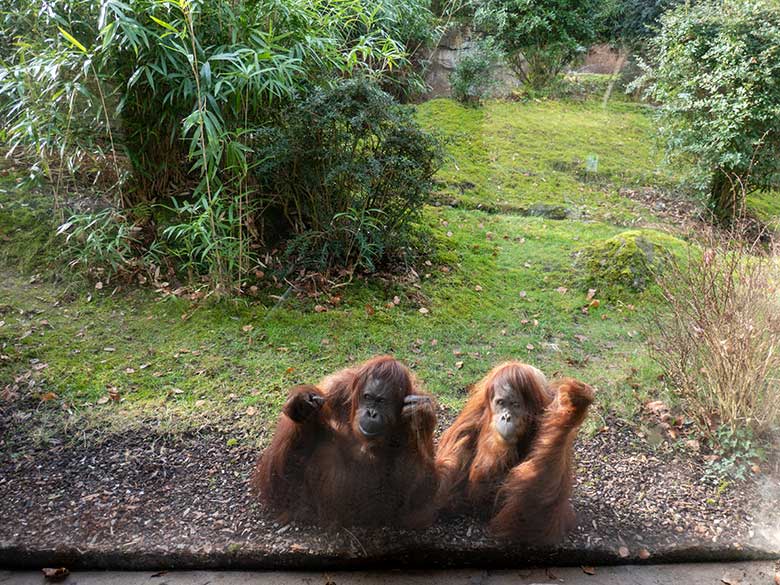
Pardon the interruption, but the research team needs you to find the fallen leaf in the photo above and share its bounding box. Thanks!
[556,286,568,294]
[581,566,596,575]
[639,548,650,560]
[455,361,464,369]
[107,387,120,401]
[586,288,597,301]
[392,296,401,305]
[40,392,57,402]
[246,406,257,416]
[419,307,429,315]
[195,399,206,407]
[42,567,69,582]
[526,344,535,350]
[125,367,136,374]
[485,231,494,240]
[365,304,375,316]
[314,304,327,313]
[590,299,600,308]
[97,396,110,405]
[618,546,629,558]
[242,324,253,332]
[519,291,527,298]
[285,367,295,374]
[474,285,483,292]
[95,281,103,290]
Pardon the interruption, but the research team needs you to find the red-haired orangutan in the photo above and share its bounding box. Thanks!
[435,361,593,543]
[252,356,438,528]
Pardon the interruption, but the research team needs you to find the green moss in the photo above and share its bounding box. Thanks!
[0,173,59,272]
[2,98,705,443]
[576,229,683,295]
[416,97,679,225]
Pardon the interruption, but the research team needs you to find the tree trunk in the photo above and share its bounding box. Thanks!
[709,171,742,225]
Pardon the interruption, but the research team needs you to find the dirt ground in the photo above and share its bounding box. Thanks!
[1,400,778,569]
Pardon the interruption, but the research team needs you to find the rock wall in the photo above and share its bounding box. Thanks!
[422,24,522,98]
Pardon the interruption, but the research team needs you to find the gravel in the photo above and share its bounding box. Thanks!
[0,405,778,569]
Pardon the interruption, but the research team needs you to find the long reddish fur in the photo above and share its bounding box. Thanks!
[435,362,593,543]
[251,355,438,528]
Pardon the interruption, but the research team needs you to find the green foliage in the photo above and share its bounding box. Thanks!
[705,426,765,482]
[637,0,780,224]
[449,39,504,105]
[254,79,443,273]
[0,0,439,290]
[474,0,597,88]
[596,0,680,47]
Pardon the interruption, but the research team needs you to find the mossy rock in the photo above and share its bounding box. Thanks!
[576,230,680,294]
[526,203,571,220]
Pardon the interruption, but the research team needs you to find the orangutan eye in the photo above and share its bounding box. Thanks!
[496,399,504,406]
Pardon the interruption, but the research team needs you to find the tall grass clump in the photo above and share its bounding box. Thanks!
[650,227,780,437]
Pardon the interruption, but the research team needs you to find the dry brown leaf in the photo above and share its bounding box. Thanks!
[455,361,464,370]
[97,395,110,405]
[638,548,650,560]
[365,304,375,316]
[581,566,596,575]
[42,567,69,582]
[314,304,327,313]
[242,324,253,332]
[40,392,57,402]
[590,299,600,308]
[474,285,483,292]
[246,406,257,416]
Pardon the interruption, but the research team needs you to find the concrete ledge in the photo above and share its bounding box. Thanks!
[1,540,777,571]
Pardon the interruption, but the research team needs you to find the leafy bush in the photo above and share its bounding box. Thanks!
[650,230,780,436]
[0,0,439,290]
[254,79,443,273]
[474,0,597,88]
[449,39,504,105]
[636,0,780,224]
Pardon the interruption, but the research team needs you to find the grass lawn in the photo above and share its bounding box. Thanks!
[1,96,774,449]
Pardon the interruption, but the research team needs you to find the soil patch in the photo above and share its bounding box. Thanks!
[1,407,777,569]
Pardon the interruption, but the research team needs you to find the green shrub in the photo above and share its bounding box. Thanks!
[636,0,780,224]
[254,79,443,273]
[449,39,504,105]
[0,0,439,290]
[474,0,598,88]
